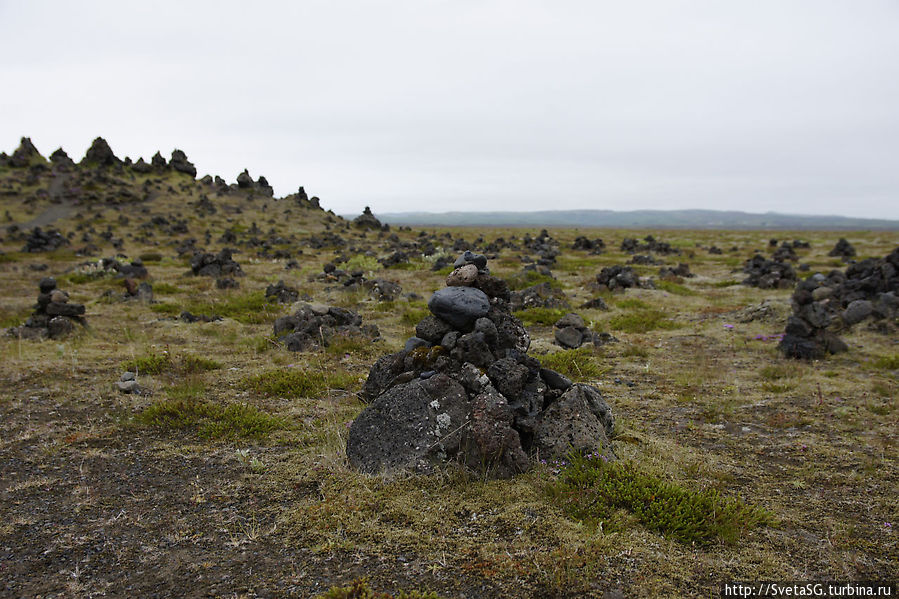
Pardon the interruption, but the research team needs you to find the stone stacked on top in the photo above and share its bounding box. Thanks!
[346,251,615,479]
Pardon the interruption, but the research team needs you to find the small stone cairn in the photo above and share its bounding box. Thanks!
[7,277,86,339]
[346,251,615,479]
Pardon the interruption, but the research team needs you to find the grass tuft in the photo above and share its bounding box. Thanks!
[540,348,605,382]
[548,453,773,545]
[506,270,560,291]
[122,352,221,375]
[138,398,283,440]
[513,307,568,326]
[243,368,358,398]
[317,578,440,599]
[606,309,681,334]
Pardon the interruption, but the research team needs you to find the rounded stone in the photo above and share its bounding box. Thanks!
[446,264,479,287]
[427,286,490,330]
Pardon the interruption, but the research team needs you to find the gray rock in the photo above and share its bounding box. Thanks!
[453,250,488,271]
[487,358,530,402]
[540,368,573,391]
[361,351,408,401]
[440,330,460,351]
[415,315,453,344]
[554,313,585,329]
[347,374,470,474]
[554,326,586,349]
[121,371,136,381]
[116,380,141,394]
[842,300,873,326]
[404,336,431,352]
[47,316,74,339]
[463,392,529,478]
[533,384,615,460]
[428,286,490,330]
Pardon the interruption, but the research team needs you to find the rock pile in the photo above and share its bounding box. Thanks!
[741,254,797,289]
[658,263,694,279]
[553,313,616,349]
[828,238,856,260]
[273,304,380,352]
[23,227,69,252]
[593,265,648,291]
[265,280,301,303]
[779,247,899,359]
[572,236,605,253]
[353,206,384,230]
[346,252,615,479]
[189,249,243,278]
[510,282,570,311]
[620,235,678,255]
[7,278,85,340]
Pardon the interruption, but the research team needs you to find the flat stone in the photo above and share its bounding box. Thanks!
[427,286,490,330]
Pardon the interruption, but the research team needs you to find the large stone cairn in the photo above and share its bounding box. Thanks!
[23,227,69,253]
[741,253,797,289]
[346,251,615,479]
[779,247,899,359]
[7,278,86,339]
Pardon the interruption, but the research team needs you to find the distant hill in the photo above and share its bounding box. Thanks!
[374,209,899,230]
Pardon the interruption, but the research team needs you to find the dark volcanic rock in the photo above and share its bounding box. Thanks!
[9,137,42,167]
[82,137,120,167]
[169,149,197,177]
[273,303,379,352]
[6,279,86,339]
[828,238,856,259]
[353,206,383,230]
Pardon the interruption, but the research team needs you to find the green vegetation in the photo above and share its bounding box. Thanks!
[317,579,440,599]
[149,291,277,324]
[151,282,183,294]
[323,333,381,358]
[872,354,899,370]
[548,453,772,545]
[759,364,798,380]
[138,398,283,440]
[506,270,559,291]
[401,304,430,326]
[606,308,681,334]
[540,348,605,382]
[655,280,699,296]
[121,352,221,375]
[341,255,380,272]
[243,368,358,398]
[138,252,163,262]
[615,298,650,310]
[512,307,568,326]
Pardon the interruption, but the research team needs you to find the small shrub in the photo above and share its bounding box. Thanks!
[243,368,358,398]
[512,307,568,326]
[540,348,605,382]
[547,453,772,545]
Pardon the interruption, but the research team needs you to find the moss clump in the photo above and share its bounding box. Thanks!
[138,398,283,440]
[540,348,605,382]
[548,453,773,545]
[121,352,221,375]
[512,307,568,326]
[606,309,680,333]
[317,579,440,599]
[243,368,358,398]
[655,280,698,296]
[506,270,560,291]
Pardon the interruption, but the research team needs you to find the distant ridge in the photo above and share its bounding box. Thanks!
[374,209,899,230]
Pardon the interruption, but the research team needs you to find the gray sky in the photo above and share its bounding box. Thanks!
[2,1,898,218]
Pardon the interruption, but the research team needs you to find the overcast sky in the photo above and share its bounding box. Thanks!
[2,1,898,218]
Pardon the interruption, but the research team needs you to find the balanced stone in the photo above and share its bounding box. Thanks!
[427,286,490,330]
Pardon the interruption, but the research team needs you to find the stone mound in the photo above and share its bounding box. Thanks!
[510,282,569,311]
[593,265,649,291]
[659,263,694,279]
[6,277,86,340]
[572,236,604,253]
[620,235,678,255]
[23,227,69,253]
[273,304,380,352]
[189,248,243,278]
[346,252,615,479]
[779,247,899,359]
[741,254,797,289]
[353,206,383,230]
[828,238,856,259]
[553,312,617,349]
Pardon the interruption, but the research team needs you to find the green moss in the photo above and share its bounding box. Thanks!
[548,453,773,545]
[317,579,440,599]
[506,270,559,291]
[512,307,568,326]
[243,368,358,398]
[655,280,698,296]
[872,354,899,370]
[606,309,681,333]
[121,352,221,375]
[540,348,605,382]
[138,398,283,440]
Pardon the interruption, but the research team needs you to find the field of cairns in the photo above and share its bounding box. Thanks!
[0,137,896,598]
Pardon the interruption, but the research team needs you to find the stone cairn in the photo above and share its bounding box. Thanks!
[346,251,615,479]
[7,277,86,339]
[779,247,899,359]
[274,304,380,352]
